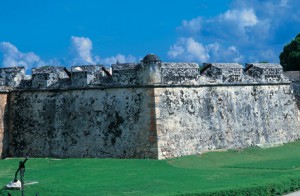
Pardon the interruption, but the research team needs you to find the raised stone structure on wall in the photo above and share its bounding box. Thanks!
[201,63,243,82]
[284,71,300,98]
[0,67,25,89]
[0,54,299,159]
[283,71,300,112]
[245,63,283,82]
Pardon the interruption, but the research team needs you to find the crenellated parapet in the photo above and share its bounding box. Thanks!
[201,63,243,83]
[244,63,284,82]
[71,65,107,87]
[0,54,290,90]
[111,63,140,85]
[31,66,70,89]
[0,67,25,89]
[161,62,199,84]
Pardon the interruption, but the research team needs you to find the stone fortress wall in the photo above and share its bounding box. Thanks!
[0,54,299,159]
[283,71,300,98]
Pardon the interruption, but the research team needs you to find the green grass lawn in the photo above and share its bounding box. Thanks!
[1,141,300,196]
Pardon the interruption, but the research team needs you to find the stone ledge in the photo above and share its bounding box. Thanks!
[6,82,292,93]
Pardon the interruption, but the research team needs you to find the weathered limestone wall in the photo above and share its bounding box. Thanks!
[0,93,7,158]
[155,84,300,159]
[283,71,300,82]
[291,82,300,97]
[3,83,300,160]
[283,71,300,106]
[5,88,158,158]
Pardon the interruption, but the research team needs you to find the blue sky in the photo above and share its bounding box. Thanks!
[0,0,299,71]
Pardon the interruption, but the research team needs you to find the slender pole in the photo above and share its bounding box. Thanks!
[20,161,25,196]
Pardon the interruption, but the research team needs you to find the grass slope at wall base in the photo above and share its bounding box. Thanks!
[1,141,300,195]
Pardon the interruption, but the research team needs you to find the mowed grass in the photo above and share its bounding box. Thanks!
[1,141,300,195]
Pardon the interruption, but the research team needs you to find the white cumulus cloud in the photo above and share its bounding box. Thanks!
[206,43,244,63]
[169,0,300,63]
[0,42,45,69]
[220,9,258,29]
[71,36,95,65]
[0,37,138,71]
[177,17,202,34]
[70,36,138,66]
[99,54,137,65]
[168,37,209,62]
[168,39,244,63]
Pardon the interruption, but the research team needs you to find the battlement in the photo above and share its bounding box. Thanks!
[201,63,243,82]
[0,66,25,89]
[244,63,283,82]
[0,54,289,90]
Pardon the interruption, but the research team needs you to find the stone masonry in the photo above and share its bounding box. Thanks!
[0,54,299,159]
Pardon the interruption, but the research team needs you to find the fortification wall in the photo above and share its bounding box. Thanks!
[4,88,158,158]
[0,92,7,158]
[283,71,300,82]
[155,84,300,159]
[3,83,300,159]
[283,71,300,106]
[1,54,299,159]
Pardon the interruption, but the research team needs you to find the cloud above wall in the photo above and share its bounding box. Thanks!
[69,36,138,66]
[0,36,138,71]
[0,42,45,69]
[177,17,202,34]
[99,54,138,65]
[168,0,300,64]
[168,37,209,62]
[71,36,95,65]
